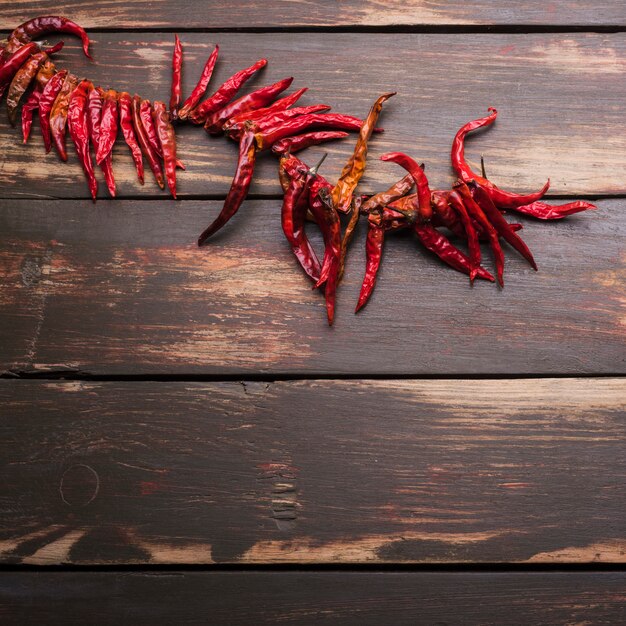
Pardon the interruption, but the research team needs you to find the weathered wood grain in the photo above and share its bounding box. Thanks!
[0,33,624,199]
[1,1,625,28]
[1,199,622,376]
[1,379,624,565]
[1,571,626,625]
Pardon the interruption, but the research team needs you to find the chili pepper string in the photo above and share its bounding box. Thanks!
[0,15,599,325]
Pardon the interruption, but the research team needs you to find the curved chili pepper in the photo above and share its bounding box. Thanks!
[356,211,385,313]
[118,92,144,185]
[153,100,178,199]
[271,130,349,155]
[360,174,414,215]
[454,181,505,286]
[255,113,374,151]
[331,92,395,214]
[279,154,323,284]
[507,200,597,220]
[49,73,78,161]
[469,181,537,270]
[178,45,219,121]
[380,152,432,221]
[451,108,550,209]
[249,105,332,134]
[431,190,466,238]
[68,79,98,201]
[38,69,67,153]
[224,87,307,133]
[21,87,41,143]
[188,58,267,125]
[132,95,164,189]
[170,34,182,121]
[6,51,46,124]
[96,89,118,165]
[2,15,92,63]
[203,76,294,135]
[198,130,256,244]
[0,43,40,97]
[86,85,116,197]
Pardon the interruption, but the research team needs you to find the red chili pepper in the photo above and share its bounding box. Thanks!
[249,104,332,134]
[454,181,505,286]
[469,181,537,270]
[188,58,267,125]
[431,190,466,238]
[40,41,65,55]
[86,85,116,197]
[451,108,550,209]
[118,92,144,185]
[170,34,183,121]
[21,87,41,143]
[380,152,432,221]
[254,113,373,150]
[33,57,56,91]
[139,99,163,157]
[178,45,219,121]
[446,190,481,282]
[198,130,257,244]
[203,76,294,135]
[49,73,78,161]
[224,87,307,133]
[68,79,98,201]
[1,15,92,63]
[38,69,67,153]
[271,130,349,155]
[132,94,165,189]
[0,43,40,96]
[153,100,178,199]
[506,200,597,220]
[6,51,46,124]
[96,89,119,165]
[360,174,414,215]
[355,211,385,313]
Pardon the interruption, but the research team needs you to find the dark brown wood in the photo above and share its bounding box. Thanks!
[1,2,625,28]
[1,199,622,376]
[1,379,624,565]
[0,33,624,199]
[1,572,625,625]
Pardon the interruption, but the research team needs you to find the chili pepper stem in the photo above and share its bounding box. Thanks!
[480,155,487,179]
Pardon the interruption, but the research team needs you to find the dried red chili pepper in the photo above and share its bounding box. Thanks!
[454,180,505,286]
[271,130,349,155]
[203,76,294,135]
[68,79,98,201]
[451,108,550,209]
[224,87,307,133]
[0,43,40,97]
[247,105,332,135]
[96,89,118,165]
[507,200,597,219]
[446,190,481,282]
[178,45,219,121]
[355,211,385,312]
[1,15,92,64]
[38,69,67,153]
[6,51,46,124]
[118,91,144,185]
[170,34,182,121]
[469,181,537,270]
[34,58,56,91]
[21,87,41,143]
[254,113,373,151]
[153,100,178,199]
[139,99,163,157]
[360,174,414,215]
[49,73,78,161]
[188,58,267,125]
[132,94,165,189]
[431,190,465,238]
[331,92,395,214]
[380,152,432,222]
[86,85,116,197]
[337,200,361,282]
[198,130,256,244]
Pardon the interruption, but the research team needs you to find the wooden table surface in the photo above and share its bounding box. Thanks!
[1,2,625,624]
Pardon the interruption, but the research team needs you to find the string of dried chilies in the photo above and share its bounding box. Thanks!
[1,16,598,325]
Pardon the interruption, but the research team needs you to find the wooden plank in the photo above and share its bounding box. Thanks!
[0,379,624,565]
[1,572,625,625]
[1,199,622,376]
[0,33,624,199]
[1,2,625,28]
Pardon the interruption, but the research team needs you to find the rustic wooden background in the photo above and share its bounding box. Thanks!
[0,1,625,624]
